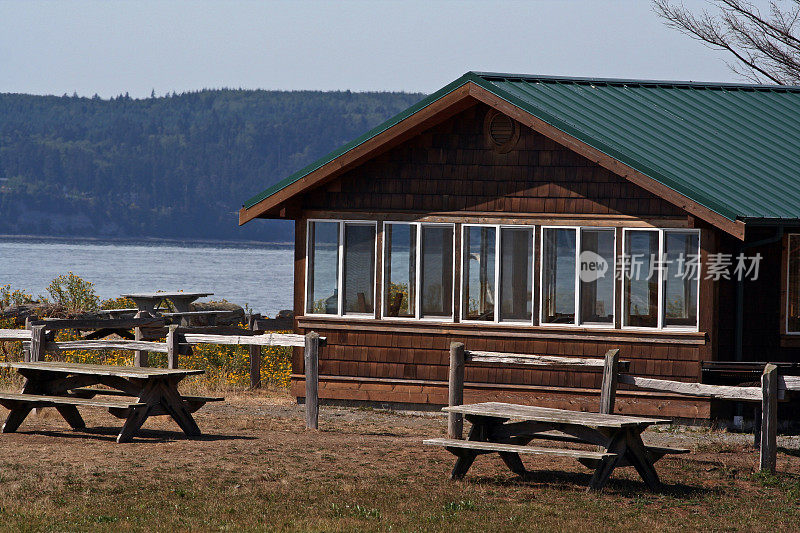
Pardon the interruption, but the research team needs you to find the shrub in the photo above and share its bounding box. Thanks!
[100,296,136,310]
[0,285,33,310]
[42,272,100,311]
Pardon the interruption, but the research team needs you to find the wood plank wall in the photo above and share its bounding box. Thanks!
[302,104,685,218]
[290,103,720,419]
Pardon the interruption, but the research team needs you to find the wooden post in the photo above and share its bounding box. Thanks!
[166,325,179,369]
[248,314,262,389]
[448,342,465,439]
[133,311,148,367]
[304,331,319,430]
[29,325,46,363]
[760,363,778,473]
[599,349,620,415]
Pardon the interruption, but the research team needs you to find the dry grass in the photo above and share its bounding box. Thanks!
[0,390,798,532]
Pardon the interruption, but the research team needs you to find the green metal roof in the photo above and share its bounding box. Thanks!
[243,71,800,221]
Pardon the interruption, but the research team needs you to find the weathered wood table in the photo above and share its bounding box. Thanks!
[120,291,213,315]
[0,361,221,443]
[425,402,677,491]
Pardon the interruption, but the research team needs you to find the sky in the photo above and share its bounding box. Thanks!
[0,0,752,98]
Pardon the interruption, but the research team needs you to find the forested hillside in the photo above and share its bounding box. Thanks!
[0,89,425,241]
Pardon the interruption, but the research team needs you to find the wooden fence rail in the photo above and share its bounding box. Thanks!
[0,329,31,341]
[617,366,786,473]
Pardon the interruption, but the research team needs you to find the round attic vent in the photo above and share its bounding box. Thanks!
[484,110,520,153]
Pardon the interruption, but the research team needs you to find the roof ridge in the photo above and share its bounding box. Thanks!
[469,71,800,92]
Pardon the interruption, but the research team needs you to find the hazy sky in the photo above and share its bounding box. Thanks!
[1,0,751,98]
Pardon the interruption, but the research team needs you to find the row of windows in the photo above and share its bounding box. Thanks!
[305,220,701,331]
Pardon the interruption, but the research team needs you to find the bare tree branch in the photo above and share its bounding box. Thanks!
[653,0,800,84]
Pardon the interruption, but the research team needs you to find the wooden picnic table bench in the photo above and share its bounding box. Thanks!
[425,402,684,491]
[0,361,222,443]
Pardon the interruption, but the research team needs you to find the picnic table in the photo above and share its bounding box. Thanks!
[0,361,222,443]
[425,402,685,491]
[120,291,214,315]
[120,292,214,363]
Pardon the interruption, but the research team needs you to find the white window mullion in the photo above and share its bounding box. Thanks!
[494,225,501,323]
[575,227,581,326]
[531,227,536,326]
[415,223,422,319]
[337,222,344,316]
[657,229,664,330]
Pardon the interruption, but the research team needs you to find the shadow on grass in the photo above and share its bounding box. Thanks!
[466,469,713,498]
[777,446,800,459]
[17,426,255,443]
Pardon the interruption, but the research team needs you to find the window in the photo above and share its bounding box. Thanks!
[663,231,699,327]
[383,223,416,318]
[383,222,454,319]
[787,235,800,333]
[306,220,376,316]
[461,225,533,323]
[541,227,615,326]
[462,226,496,321]
[306,221,339,314]
[500,227,533,322]
[580,228,615,325]
[623,229,700,329]
[343,223,377,315]
[623,230,658,327]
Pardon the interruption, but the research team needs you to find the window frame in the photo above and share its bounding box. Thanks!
[784,233,800,335]
[304,219,378,319]
[381,221,456,322]
[621,227,701,332]
[538,225,616,329]
[460,223,535,325]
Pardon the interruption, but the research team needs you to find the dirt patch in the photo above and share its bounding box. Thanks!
[0,391,798,532]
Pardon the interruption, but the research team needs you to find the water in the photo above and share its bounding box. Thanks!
[0,237,294,317]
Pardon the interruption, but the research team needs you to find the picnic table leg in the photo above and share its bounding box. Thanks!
[21,373,86,430]
[157,379,201,437]
[2,405,33,433]
[447,416,494,480]
[117,405,150,443]
[54,405,86,430]
[588,431,626,491]
[450,449,479,480]
[116,378,160,443]
[499,451,527,477]
[623,430,662,491]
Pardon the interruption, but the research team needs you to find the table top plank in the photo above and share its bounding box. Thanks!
[120,292,213,299]
[444,402,670,428]
[0,361,204,378]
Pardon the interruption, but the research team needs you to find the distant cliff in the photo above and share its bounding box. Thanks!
[0,89,425,241]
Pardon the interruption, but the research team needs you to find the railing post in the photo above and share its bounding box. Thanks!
[760,363,778,473]
[448,342,465,439]
[29,325,46,363]
[166,325,179,369]
[304,331,319,430]
[599,349,620,415]
[133,311,147,367]
[248,314,262,389]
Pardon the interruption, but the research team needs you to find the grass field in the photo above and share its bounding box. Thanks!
[0,389,798,532]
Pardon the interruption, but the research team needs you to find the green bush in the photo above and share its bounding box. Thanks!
[42,272,99,311]
[0,285,33,310]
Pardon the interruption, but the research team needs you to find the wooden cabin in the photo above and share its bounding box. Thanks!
[239,72,800,420]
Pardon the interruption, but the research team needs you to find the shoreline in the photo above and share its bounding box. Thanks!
[0,234,294,248]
